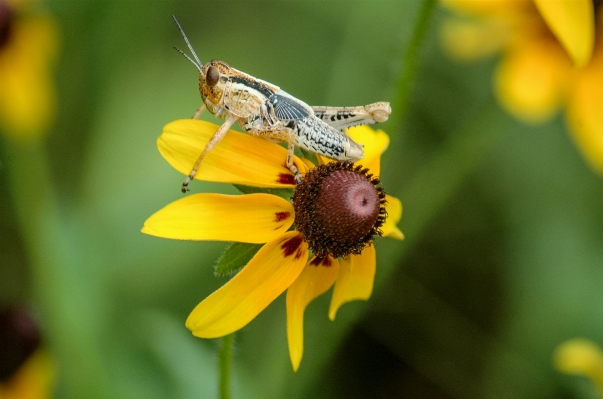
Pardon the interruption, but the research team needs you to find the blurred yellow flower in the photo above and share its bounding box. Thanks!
[142,120,403,371]
[554,338,603,396]
[0,0,58,139]
[0,350,55,399]
[440,0,603,174]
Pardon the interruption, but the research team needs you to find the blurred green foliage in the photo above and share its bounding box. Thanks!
[1,1,603,398]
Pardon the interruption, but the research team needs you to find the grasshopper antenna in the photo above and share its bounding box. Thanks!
[172,15,203,72]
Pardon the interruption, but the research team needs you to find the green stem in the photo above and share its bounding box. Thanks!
[391,0,438,129]
[219,333,235,399]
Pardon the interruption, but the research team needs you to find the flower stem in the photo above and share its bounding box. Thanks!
[391,0,437,129]
[219,333,235,399]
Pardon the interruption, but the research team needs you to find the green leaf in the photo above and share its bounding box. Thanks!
[214,242,263,276]
[233,184,294,202]
[299,148,320,166]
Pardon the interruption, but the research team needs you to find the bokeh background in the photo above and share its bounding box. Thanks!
[2,1,603,398]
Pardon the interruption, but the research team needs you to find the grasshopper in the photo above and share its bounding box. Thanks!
[173,16,391,192]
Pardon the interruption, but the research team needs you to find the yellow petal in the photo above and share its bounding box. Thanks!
[440,17,512,61]
[317,125,389,176]
[567,39,603,174]
[186,231,308,338]
[329,245,376,320]
[0,16,59,139]
[553,338,603,393]
[346,125,389,177]
[494,37,570,123]
[142,193,294,243]
[534,0,594,68]
[0,350,55,399]
[441,0,529,16]
[286,256,339,371]
[159,119,308,188]
[382,195,404,240]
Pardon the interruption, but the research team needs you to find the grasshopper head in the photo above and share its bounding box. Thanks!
[199,60,231,111]
[172,16,232,116]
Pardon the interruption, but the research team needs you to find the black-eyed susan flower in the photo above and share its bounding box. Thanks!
[0,306,55,399]
[554,338,603,396]
[440,0,603,175]
[0,0,58,139]
[142,119,403,371]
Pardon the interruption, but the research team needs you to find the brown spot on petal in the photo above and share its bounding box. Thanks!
[281,234,303,258]
[277,173,295,185]
[274,211,291,222]
[310,256,333,267]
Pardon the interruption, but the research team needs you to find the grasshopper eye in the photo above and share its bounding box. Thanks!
[206,65,220,87]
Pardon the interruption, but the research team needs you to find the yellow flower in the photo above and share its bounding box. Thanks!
[142,120,403,371]
[0,0,58,139]
[554,338,603,396]
[440,0,603,175]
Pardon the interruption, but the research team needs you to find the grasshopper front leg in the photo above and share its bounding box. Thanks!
[192,104,206,119]
[182,114,237,192]
[312,102,391,130]
[247,126,302,184]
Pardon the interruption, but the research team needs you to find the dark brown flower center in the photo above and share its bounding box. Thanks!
[292,161,386,259]
[0,1,15,50]
[315,169,380,242]
[0,306,41,382]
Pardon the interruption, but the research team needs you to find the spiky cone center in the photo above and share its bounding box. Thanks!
[292,161,386,259]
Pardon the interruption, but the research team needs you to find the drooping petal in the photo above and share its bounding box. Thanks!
[286,256,339,371]
[186,231,308,338]
[142,193,294,243]
[567,37,603,175]
[382,195,404,240]
[159,119,308,188]
[534,0,594,68]
[494,37,570,123]
[328,245,376,320]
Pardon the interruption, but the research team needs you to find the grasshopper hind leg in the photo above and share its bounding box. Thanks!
[247,126,303,184]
